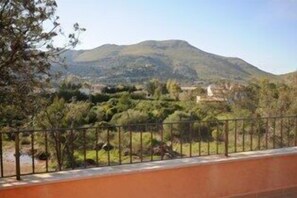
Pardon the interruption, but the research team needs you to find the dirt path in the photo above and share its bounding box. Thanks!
[1,146,46,177]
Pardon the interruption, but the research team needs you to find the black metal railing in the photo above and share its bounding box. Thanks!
[0,115,296,180]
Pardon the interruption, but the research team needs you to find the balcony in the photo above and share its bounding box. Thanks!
[0,116,297,197]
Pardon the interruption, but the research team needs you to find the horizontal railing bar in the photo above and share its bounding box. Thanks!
[1,115,296,134]
[0,115,296,180]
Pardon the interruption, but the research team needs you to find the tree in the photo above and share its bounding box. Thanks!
[230,82,260,117]
[287,73,297,115]
[110,109,149,131]
[256,79,279,116]
[117,93,133,111]
[163,111,192,141]
[34,97,90,169]
[0,0,85,117]
[145,79,167,98]
[166,80,181,100]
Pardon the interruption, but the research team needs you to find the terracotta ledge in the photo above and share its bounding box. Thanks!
[1,147,297,190]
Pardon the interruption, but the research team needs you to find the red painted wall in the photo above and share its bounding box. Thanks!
[1,154,297,198]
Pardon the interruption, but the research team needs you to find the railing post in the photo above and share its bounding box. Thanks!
[44,131,49,172]
[225,120,229,157]
[15,129,21,180]
[118,126,122,165]
[57,128,62,171]
[83,129,87,168]
[295,117,297,146]
[0,132,3,177]
[70,128,75,170]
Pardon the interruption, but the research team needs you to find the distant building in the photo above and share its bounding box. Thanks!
[181,87,197,91]
[207,84,232,97]
[196,95,225,103]
[196,83,233,103]
[90,84,105,94]
[79,88,91,95]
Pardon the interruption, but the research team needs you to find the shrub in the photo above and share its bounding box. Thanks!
[91,94,110,103]
[163,111,192,141]
[20,137,31,145]
[111,109,149,129]
[163,111,215,142]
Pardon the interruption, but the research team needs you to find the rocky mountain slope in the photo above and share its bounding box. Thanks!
[54,40,277,84]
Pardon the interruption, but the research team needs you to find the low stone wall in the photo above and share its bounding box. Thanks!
[1,148,297,198]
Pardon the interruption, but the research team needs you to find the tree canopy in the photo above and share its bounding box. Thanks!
[0,0,84,109]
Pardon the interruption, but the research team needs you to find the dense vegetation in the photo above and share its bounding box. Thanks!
[1,76,296,170]
[1,76,296,130]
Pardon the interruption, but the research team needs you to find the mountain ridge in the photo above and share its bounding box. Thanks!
[56,39,278,84]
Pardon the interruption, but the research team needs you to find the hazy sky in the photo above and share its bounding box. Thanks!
[54,0,297,74]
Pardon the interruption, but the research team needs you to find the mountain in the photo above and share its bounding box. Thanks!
[279,71,297,85]
[54,40,277,84]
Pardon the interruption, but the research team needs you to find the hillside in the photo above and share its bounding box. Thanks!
[279,71,297,85]
[54,40,277,84]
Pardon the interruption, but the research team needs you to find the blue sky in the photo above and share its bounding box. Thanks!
[55,0,297,74]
